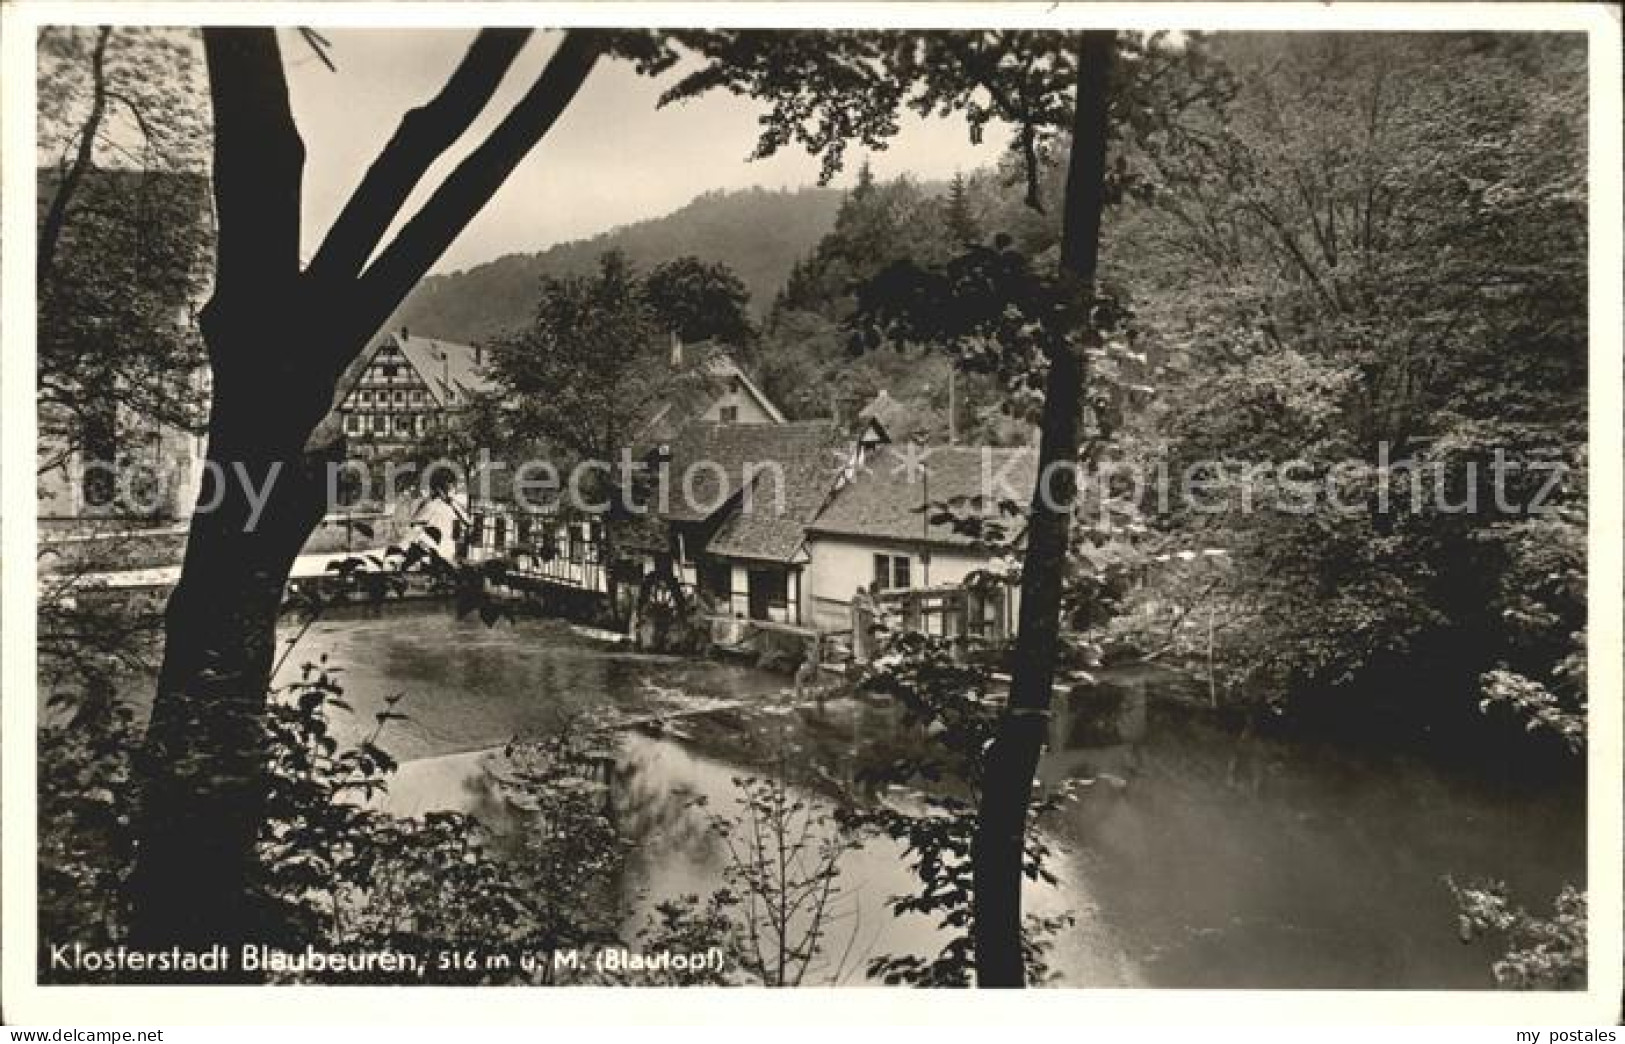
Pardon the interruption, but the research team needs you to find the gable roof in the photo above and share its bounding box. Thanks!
[392,331,493,407]
[807,445,1037,549]
[637,345,786,444]
[329,329,491,416]
[704,352,786,424]
[705,420,847,563]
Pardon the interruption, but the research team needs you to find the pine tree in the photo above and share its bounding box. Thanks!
[852,155,876,199]
[945,170,980,247]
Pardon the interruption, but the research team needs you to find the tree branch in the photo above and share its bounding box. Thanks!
[348,30,602,354]
[1057,33,1113,282]
[103,89,157,152]
[306,29,532,286]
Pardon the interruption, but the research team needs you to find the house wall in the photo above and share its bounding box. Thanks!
[804,534,998,632]
[38,408,207,524]
[340,338,443,448]
[709,561,802,625]
[466,509,607,593]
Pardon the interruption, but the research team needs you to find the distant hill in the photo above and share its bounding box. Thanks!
[388,186,844,345]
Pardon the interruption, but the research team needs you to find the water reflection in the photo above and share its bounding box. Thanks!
[311,604,1581,988]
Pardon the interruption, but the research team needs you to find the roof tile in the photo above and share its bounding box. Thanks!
[807,445,1037,548]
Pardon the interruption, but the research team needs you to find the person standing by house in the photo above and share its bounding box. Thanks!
[403,470,470,569]
[793,637,824,706]
[850,583,877,664]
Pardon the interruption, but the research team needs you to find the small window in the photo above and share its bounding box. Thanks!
[359,391,373,405]
[719,405,739,424]
[394,415,412,433]
[371,415,386,433]
[344,415,360,434]
[494,516,508,550]
[412,390,424,404]
[381,363,399,378]
[394,390,405,404]
[756,569,788,606]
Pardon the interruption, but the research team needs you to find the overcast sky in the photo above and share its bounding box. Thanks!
[283,30,1004,275]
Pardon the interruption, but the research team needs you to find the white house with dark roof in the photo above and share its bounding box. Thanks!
[802,444,1037,639]
[603,418,841,624]
[686,419,846,625]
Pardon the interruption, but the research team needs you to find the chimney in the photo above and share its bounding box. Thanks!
[400,326,410,342]
[670,330,683,368]
[475,344,483,367]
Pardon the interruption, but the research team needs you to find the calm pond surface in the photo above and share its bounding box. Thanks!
[279,602,1585,989]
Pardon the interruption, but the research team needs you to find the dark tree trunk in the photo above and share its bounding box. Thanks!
[971,30,1115,989]
[123,28,600,971]
[127,366,339,960]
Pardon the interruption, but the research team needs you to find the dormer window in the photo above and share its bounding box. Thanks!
[720,405,739,424]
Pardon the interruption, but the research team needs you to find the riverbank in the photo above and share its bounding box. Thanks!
[281,603,1581,988]
[49,596,1583,988]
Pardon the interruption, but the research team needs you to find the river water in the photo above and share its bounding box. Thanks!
[278,603,1585,989]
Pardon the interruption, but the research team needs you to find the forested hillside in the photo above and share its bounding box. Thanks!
[743,161,1052,437]
[388,186,843,343]
[744,33,1587,751]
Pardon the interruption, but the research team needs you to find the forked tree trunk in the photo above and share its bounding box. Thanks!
[122,27,599,971]
[971,30,1115,988]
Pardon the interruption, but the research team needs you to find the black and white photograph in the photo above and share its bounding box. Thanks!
[2,0,1620,1026]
